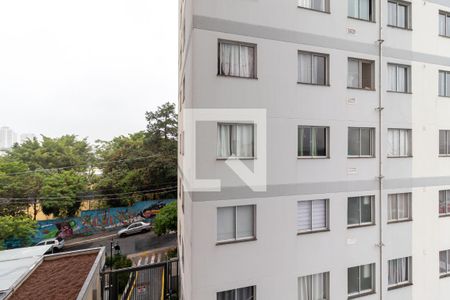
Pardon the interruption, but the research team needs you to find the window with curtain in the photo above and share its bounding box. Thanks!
[388,257,412,288]
[298,126,329,157]
[297,199,329,233]
[440,130,450,155]
[348,0,374,21]
[348,264,375,297]
[387,129,412,157]
[387,63,411,93]
[388,193,412,222]
[218,40,256,79]
[439,11,450,37]
[217,286,256,300]
[347,58,375,89]
[348,127,375,157]
[298,0,329,12]
[348,196,374,227]
[438,190,450,216]
[298,272,329,300]
[387,1,411,29]
[298,51,329,85]
[217,123,255,158]
[217,205,255,242]
[439,250,450,277]
[439,70,450,97]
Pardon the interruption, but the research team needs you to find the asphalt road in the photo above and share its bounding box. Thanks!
[62,231,177,256]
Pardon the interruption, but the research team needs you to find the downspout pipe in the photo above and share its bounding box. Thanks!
[377,1,385,299]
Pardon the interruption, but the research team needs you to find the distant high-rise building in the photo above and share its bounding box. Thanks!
[0,127,15,149]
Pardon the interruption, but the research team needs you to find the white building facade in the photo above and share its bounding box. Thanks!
[178,0,450,299]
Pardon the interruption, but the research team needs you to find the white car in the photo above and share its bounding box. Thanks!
[36,238,65,253]
[117,222,151,237]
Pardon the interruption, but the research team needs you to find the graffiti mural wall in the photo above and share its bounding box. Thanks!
[32,199,174,243]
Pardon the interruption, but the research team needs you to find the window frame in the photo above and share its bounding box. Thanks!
[439,11,450,38]
[347,58,375,90]
[439,190,450,217]
[439,70,450,97]
[387,257,412,289]
[439,130,450,156]
[216,205,256,245]
[297,126,330,158]
[387,63,412,93]
[217,123,255,160]
[347,264,376,298]
[387,128,412,158]
[297,50,330,86]
[347,196,375,228]
[297,199,330,234]
[348,0,375,22]
[439,250,450,278]
[298,272,330,300]
[347,127,376,158]
[387,193,412,223]
[217,286,256,300]
[298,0,330,13]
[387,0,412,30]
[217,39,258,79]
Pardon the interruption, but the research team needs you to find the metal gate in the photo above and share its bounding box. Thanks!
[101,258,179,300]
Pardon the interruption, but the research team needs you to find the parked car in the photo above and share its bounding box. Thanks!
[35,237,65,253]
[117,222,151,237]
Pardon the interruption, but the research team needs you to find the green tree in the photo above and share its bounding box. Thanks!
[153,201,177,236]
[0,215,37,249]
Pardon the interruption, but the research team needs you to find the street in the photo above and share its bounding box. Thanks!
[62,231,177,256]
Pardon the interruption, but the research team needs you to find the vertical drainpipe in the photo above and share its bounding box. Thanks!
[377,0,385,299]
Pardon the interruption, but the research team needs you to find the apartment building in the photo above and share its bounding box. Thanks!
[178,0,450,299]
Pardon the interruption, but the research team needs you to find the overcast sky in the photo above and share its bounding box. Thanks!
[0,0,177,142]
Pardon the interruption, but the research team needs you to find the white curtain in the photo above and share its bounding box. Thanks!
[440,251,448,274]
[236,205,254,239]
[439,71,446,96]
[217,124,231,157]
[299,0,312,8]
[440,14,446,36]
[446,15,450,37]
[299,53,312,83]
[348,0,359,18]
[298,276,311,300]
[217,207,236,241]
[446,72,450,97]
[397,4,406,28]
[397,66,406,92]
[399,129,406,156]
[389,258,409,285]
[220,43,240,77]
[297,201,312,231]
[388,2,397,26]
[234,124,254,157]
[312,0,325,11]
[388,64,397,91]
[388,194,397,221]
[240,45,254,78]
[397,193,409,219]
[312,55,325,85]
[311,273,326,300]
[312,200,326,230]
[387,129,394,156]
[348,59,359,88]
[359,0,369,20]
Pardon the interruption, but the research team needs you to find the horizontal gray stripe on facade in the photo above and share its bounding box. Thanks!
[193,15,450,67]
[428,0,450,7]
[190,176,450,202]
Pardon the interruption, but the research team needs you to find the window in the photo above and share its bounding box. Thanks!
[298,51,329,85]
[388,193,412,222]
[348,196,374,227]
[440,130,450,155]
[348,127,375,157]
[388,64,411,93]
[298,0,329,12]
[439,71,450,97]
[297,199,329,233]
[348,58,375,90]
[439,250,450,277]
[298,272,329,300]
[387,129,412,157]
[217,123,254,158]
[439,11,450,37]
[348,264,375,297]
[298,126,329,157]
[439,190,450,216]
[388,257,412,288]
[217,205,255,243]
[388,1,411,29]
[218,40,256,79]
[348,0,374,21]
[217,286,255,300]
